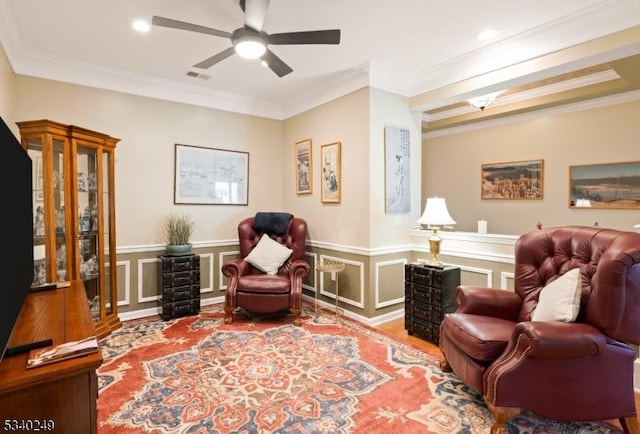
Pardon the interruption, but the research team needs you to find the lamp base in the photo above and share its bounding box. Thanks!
[425,259,445,268]
[428,227,444,267]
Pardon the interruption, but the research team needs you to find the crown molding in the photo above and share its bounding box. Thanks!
[10,50,287,119]
[408,0,640,97]
[2,1,639,119]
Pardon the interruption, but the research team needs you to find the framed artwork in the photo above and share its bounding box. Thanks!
[295,138,313,194]
[481,159,544,200]
[569,161,640,209]
[384,126,410,214]
[174,143,249,205]
[321,141,341,203]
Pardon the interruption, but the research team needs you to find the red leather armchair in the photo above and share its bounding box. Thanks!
[222,214,310,325]
[439,226,640,433]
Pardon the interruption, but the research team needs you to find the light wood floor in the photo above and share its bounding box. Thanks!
[375,317,640,431]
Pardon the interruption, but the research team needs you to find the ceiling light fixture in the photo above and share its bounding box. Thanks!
[467,91,502,110]
[477,29,498,40]
[232,29,267,59]
[132,19,151,33]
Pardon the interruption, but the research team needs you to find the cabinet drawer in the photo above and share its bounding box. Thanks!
[162,270,200,287]
[161,255,200,272]
[162,284,200,302]
[411,301,444,323]
[161,299,200,320]
[409,319,439,345]
[408,266,443,287]
[411,285,443,305]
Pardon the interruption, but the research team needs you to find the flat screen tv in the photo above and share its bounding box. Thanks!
[0,116,34,363]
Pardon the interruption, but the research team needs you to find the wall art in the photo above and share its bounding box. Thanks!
[384,126,410,214]
[569,161,640,209]
[481,159,544,200]
[295,138,312,194]
[174,143,249,205]
[321,141,341,203]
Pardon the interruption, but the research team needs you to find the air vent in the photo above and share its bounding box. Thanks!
[186,71,210,80]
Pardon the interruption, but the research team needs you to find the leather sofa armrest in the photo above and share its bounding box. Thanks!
[288,258,310,279]
[221,258,250,277]
[456,286,521,321]
[512,321,607,359]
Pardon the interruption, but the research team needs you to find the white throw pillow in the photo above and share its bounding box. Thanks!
[532,268,582,322]
[245,234,293,275]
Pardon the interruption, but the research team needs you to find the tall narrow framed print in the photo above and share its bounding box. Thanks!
[174,144,249,205]
[321,142,341,203]
[384,126,410,214]
[295,138,312,194]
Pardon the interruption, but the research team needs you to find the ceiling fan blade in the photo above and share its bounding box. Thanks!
[243,0,270,31]
[268,30,341,45]
[193,47,236,69]
[261,49,293,77]
[151,16,232,38]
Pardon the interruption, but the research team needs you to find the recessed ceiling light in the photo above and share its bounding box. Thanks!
[477,29,497,40]
[132,19,151,33]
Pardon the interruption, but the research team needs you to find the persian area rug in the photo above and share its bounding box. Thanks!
[97,305,622,433]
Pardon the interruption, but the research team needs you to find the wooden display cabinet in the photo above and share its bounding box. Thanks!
[17,119,121,338]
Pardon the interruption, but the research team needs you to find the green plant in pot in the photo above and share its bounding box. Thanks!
[162,212,195,256]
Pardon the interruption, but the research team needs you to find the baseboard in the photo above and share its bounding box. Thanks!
[117,294,404,328]
[117,296,225,322]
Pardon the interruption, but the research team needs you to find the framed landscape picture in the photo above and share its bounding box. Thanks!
[569,161,640,209]
[481,159,544,200]
[295,138,312,194]
[321,142,341,203]
[174,144,249,205]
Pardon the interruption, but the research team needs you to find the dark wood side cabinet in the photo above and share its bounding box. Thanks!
[404,263,460,345]
[159,254,201,320]
[0,281,103,433]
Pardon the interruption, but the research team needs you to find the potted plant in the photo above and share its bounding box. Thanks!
[162,212,195,256]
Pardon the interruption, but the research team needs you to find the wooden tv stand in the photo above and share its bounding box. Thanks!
[0,281,103,433]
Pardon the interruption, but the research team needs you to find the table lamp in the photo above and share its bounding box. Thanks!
[417,197,456,266]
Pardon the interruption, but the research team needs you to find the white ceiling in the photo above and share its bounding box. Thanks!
[1,0,639,119]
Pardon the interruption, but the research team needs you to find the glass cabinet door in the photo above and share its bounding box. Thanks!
[76,144,102,321]
[102,148,115,320]
[27,135,71,286]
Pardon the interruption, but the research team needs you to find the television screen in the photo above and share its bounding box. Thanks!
[0,116,33,362]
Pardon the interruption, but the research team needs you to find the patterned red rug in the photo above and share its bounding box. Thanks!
[97,305,622,433]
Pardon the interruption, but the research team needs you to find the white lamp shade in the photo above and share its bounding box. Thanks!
[417,197,456,226]
[575,199,591,207]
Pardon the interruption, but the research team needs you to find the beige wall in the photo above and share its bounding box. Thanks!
[423,99,640,235]
[11,75,284,246]
[368,88,423,248]
[0,43,15,132]
[283,88,371,247]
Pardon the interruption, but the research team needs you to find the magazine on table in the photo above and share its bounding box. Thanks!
[26,336,99,368]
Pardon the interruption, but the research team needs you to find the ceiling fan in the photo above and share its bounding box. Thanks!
[151,0,341,78]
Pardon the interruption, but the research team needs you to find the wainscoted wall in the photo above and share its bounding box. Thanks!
[114,231,518,325]
[113,231,639,392]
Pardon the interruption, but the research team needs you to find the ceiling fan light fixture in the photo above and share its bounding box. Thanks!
[234,35,266,59]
